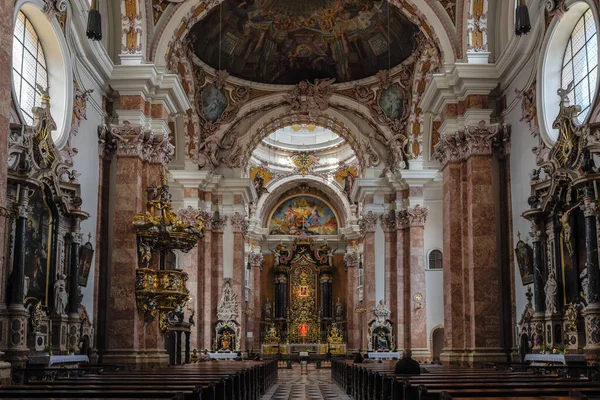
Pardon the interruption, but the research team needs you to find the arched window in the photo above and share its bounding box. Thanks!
[12,11,48,126]
[561,8,598,123]
[428,250,443,270]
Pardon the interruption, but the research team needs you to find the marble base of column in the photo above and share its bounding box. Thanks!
[0,358,11,386]
[463,348,508,366]
[583,303,600,363]
[531,312,546,353]
[101,349,170,368]
[411,348,432,363]
[4,305,29,366]
[439,348,467,366]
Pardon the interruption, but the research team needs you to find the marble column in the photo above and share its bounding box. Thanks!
[67,230,82,316]
[8,186,30,306]
[530,223,545,313]
[5,186,30,364]
[200,212,213,351]
[395,225,407,350]
[440,161,465,364]
[381,214,397,330]
[211,216,226,347]
[230,212,247,350]
[464,153,503,364]
[320,273,333,319]
[407,208,428,356]
[344,249,359,351]
[581,188,600,361]
[361,212,378,351]
[98,125,172,367]
[582,188,599,303]
[274,274,287,319]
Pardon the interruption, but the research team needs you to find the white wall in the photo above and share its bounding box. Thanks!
[424,182,444,347]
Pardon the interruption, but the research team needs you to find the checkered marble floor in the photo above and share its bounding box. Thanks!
[261,365,351,400]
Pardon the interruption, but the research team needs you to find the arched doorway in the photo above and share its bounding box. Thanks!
[432,327,444,364]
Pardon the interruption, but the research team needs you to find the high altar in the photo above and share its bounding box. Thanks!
[261,239,346,355]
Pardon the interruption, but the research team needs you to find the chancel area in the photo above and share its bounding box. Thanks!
[4,0,600,398]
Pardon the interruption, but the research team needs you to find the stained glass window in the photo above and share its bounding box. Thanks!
[12,11,48,126]
[561,8,598,123]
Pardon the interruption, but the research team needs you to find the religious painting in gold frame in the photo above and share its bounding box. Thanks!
[23,187,53,307]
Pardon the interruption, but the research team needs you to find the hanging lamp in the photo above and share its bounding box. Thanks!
[86,0,102,41]
[515,0,531,36]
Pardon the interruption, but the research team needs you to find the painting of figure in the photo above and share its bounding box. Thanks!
[24,189,52,305]
[201,85,228,122]
[268,195,338,235]
[379,85,404,120]
[78,242,94,287]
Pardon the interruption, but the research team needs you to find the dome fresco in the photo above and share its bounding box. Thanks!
[190,0,418,84]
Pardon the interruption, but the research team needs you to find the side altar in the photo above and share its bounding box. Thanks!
[260,239,347,355]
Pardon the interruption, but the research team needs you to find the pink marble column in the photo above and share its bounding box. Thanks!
[466,154,502,362]
[346,258,358,351]
[408,221,427,353]
[211,218,226,349]
[361,212,378,351]
[185,245,199,351]
[230,212,247,350]
[396,227,407,349]
[441,162,465,364]
[200,220,213,350]
[381,215,397,341]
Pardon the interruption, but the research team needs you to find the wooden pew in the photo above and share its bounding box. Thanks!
[0,360,278,400]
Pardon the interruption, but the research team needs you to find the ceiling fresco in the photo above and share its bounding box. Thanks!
[190,0,418,84]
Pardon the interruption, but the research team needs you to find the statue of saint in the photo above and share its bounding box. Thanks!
[545,269,558,314]
[53,273,68,316]
[581,265,589,300]
[335,297,344,319]
[264,298,272,320]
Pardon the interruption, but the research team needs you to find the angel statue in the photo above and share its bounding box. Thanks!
[387,134,408,171]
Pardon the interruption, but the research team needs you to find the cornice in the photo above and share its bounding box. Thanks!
[420,63,500,116]
[110,64,191,115]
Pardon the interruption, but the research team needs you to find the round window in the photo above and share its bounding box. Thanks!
[12,11,48,126]
[560,8,598,124]
[539,2,599,144]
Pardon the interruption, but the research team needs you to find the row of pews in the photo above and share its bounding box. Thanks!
[332,359,600,400]
[0,360,277,399]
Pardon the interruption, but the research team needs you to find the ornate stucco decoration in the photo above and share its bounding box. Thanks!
[61,81,93,165]
[380,212,397,232]
[98,121,174,165]
[432,121,510,167]
[291,152,319,176]
[230,212,248,236]
[545,0,568,21]
[42,0,67,20]
[359,211,379,234]
[193,65,251,137]
[466,0,488,52]
[121,0,144,54]
[284,78,336,118]
[8,90,87,217]
[439,0,457,24]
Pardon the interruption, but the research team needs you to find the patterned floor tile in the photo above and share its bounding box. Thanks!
[261,366,350,400]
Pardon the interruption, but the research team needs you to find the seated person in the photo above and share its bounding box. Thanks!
[353,352,364,364]
[394,350,421,375]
